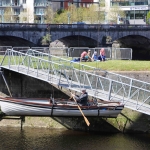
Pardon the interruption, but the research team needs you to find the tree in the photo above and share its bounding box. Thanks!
[54,4,100,24]
[44,6,54,23]
[83,5,101,24]
[107,5,125,24]
[54,9,68,24]
[3,8,13,23]
[19,9,28,23]
[41,34,51,46]
[146,11,150,25]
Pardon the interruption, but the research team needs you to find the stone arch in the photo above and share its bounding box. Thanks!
[50,35,98,47]
[50,30,102,45]
[0,35,36,47]
[0,30,45,45]
[111,34,150,60]
[109,30,150,42]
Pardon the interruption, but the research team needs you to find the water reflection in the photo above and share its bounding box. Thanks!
[0,127,150,150]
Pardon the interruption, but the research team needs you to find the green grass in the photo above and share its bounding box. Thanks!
[80,60,150,71]
[1,55,150,71]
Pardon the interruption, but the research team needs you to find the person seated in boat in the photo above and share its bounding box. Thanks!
[72,88,88,106]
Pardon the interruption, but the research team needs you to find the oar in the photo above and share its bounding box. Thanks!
[70,90,90,126]
[68,91,76,100]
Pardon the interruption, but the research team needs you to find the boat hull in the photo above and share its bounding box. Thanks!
[0,97,124,118]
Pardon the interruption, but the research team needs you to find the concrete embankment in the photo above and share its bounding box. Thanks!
[0,70,150,133]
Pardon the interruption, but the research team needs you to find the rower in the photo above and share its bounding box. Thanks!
[73,88,88,106]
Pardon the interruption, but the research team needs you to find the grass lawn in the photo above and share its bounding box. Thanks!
[0,55,150,71]
[80,60,150,71]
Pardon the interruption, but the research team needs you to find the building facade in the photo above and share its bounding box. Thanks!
[0,0,61,23]
[0,0,149,24]
[109,0,150,24]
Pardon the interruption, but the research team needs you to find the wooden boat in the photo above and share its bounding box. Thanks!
[0,97,124,118]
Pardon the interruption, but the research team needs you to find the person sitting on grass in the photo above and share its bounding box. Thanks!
[98,48,106,62]
[80,51,87,62]
[92,51,98,61]
[80,50,93,62]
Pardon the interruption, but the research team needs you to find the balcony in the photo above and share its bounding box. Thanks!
[0,3,21,7]
[34,3,47,7]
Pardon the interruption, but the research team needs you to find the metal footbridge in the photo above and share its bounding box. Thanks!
[0,49,150,115]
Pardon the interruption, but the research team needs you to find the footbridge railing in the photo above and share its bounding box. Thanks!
[0,49,150,115]
[26,48,150,96]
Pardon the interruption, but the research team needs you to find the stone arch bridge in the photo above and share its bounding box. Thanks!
[0,23,150,47]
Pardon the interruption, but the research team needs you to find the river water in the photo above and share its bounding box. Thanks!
[0,127,150,150]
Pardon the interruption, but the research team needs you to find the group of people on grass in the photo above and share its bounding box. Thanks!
[80,48,106,62]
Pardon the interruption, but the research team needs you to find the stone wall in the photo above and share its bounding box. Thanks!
[0,69,69,98]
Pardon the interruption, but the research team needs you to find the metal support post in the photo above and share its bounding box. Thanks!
[108,80,112,100]
[0,70,12,97]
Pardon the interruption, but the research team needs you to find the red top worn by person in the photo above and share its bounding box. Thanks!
[80,51,88,61]
[100,48,105,56]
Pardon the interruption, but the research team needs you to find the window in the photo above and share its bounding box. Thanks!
[111,0,148,6]
[14,8,20,15]
[23,0,26,4]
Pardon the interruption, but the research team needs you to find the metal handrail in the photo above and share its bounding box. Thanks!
[27,49,150,91]
[1,49,150,115]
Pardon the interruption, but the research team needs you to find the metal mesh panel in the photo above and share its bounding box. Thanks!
[0,46,12,52]
[112,48,132,60]
[69,47,90,58]
[31,47,50,54]
[13,47,30,53]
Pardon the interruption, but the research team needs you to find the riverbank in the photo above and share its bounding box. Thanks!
[0,108,149,133]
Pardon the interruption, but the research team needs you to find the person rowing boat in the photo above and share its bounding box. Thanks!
[70,88,88,106]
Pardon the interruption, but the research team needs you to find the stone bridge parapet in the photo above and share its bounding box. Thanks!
[0,23,150,45]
